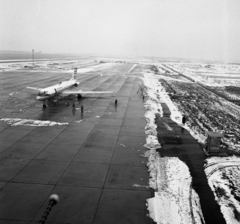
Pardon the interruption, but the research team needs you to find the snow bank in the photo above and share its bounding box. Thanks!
[142,73,162,189]
[156,63,240,224]
[205,156,240,224]
[184,125,207,144]
[143,73,205,145]
[142,73,204,224]
[128,64,137,73]
[147,157,205,224]
[145,73,182,124]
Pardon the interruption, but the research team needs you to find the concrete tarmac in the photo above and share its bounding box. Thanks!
[0,64,152,223]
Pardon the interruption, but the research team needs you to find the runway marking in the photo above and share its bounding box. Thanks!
[0,118,69,126]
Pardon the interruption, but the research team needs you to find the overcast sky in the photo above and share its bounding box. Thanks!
[1,0,240,62]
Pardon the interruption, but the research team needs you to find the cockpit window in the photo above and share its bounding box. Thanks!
[38,91,47,96]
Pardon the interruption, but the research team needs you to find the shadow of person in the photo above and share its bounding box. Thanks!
[181,127,185,134]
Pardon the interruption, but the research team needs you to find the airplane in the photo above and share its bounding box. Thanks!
[27,68,113,108]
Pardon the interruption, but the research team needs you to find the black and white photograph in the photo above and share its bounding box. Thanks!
[0,0,240,223]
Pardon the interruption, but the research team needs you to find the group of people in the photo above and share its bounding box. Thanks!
[72,103,84,113]
[71,99,118,114]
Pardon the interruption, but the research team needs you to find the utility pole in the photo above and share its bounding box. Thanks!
[32,49,34,66]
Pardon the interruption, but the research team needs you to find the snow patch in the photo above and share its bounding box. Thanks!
[147,157,205,224]
[205,156,240,224]
[74,120,82,123]
[142,73,205,224]
[0,118,68,126]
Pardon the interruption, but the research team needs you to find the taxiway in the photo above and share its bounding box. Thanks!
[0,63,152,223]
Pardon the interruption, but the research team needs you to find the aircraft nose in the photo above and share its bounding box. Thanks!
[37,96,43,101]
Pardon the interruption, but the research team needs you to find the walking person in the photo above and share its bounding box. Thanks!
[72,103,76,111]
[81,105,84,114]
[182,115,186,125]
[114,99,118,111]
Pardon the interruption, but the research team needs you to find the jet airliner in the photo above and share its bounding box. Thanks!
[27,68,113,108]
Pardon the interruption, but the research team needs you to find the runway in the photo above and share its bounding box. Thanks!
[0,62,152,223]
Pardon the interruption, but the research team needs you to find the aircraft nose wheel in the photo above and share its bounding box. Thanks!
[43,104,47,109]
[77,94,82,100]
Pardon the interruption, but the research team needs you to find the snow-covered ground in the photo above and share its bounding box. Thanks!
[147,157,204,224]
[0,59,111,73]
[146,62,240,224]
[166,63,240,87]
[75,62,117,73]
[159,74,240,152]
[205,156,240,224]
[142,73,205,224]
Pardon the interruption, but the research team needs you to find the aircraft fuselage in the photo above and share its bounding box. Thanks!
[36,79,79,101]
[27,68,112,108]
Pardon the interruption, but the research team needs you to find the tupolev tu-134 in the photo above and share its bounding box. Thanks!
[27,68,113,108]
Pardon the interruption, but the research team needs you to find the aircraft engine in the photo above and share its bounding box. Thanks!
[74,82,80,87]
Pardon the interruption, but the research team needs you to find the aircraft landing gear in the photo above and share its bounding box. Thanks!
[77,94,82,100]
[43,102,47,109]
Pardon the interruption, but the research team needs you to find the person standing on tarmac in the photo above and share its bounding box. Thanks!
[181,115,186,134]
[72,103,75,111]
[81,105,84,114]
[182,115,186,125]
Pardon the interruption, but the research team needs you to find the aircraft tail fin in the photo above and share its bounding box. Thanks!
[72,68,77,79]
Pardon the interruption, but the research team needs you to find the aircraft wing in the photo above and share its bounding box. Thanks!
[26,87,42,91]
[62,90,113,95]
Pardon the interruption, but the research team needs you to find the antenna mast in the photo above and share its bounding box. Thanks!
[32,49,34,66]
